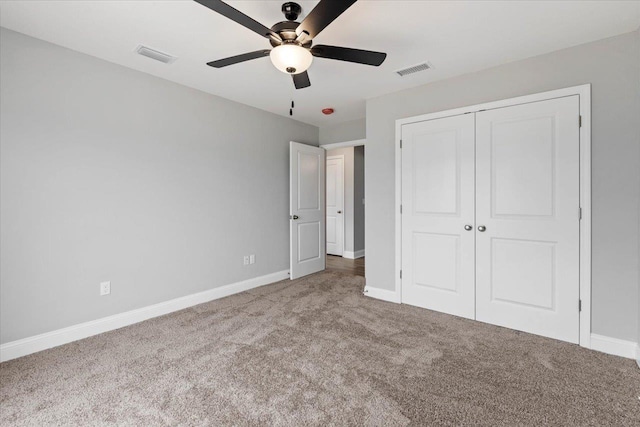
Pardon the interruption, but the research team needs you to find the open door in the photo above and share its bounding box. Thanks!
[290,141,326,279]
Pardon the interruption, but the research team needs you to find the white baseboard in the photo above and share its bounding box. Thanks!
[343,249,365,259]
[363,286,400,304]
[590,333,638,360]
[0,270,289,363]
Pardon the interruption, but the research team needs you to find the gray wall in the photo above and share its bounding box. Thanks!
[0,28,319,344]
[327,147,355,253]
[320,118,366,145]
[366,30,640,342]
[354,146,365,253]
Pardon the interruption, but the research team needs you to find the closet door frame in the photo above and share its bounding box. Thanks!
[394,84,592,349]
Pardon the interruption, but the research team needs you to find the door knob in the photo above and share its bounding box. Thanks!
[337,210,342,214]
[291,215,299,220]
[464,225,472,231]
[478,225,486,232]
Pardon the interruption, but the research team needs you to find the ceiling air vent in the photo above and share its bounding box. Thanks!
[135,45,177,64]
[396,62,431,77]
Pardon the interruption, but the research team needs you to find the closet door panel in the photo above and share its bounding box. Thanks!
[475,96,580,343]
[401,114,476,319]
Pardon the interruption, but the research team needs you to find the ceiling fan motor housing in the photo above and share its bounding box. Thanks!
[269,21,312,48]
[282,2,302,21]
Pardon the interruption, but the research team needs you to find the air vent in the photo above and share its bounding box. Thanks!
[135,45,177,64]
[395,62,431,77]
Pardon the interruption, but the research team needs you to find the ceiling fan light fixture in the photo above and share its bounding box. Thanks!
[270,44,313,75]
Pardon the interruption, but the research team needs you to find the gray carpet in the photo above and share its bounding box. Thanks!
[1,271,639,426]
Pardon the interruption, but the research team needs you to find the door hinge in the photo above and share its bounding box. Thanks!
[400,270,402,279]
[579,207,582,220]
[579,115,582,127]
[400,139,403,149]
[579,299,582,312]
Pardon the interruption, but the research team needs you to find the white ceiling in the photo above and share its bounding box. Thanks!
[1,0,639,126]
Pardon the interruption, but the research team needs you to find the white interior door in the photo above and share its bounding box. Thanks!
[290,142,326,279]
[326,156,344,256]
[401,114,476,319]
[475,96,580,343]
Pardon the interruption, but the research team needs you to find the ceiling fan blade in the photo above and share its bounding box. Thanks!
[311,45,387,66]
[295,0,357,40]
[293,72,311,89]
[207,50,271,68]
[194,0,280,41]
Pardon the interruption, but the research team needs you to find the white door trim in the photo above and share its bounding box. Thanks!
[394,84,592,349]
[327,154,345,256]
[320,138,366,150]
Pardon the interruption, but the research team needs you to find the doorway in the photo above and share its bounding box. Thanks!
[322,140,366,268]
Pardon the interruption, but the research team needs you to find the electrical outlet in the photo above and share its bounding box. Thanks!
[243,256,250,266]
[100,281,111,296]
[249,254,255,264]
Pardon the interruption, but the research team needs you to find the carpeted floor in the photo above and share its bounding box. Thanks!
[1,271,639,426]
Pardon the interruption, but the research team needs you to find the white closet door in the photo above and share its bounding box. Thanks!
[326,156,344,256]
[475,96,580,343]
[401,114,476,319]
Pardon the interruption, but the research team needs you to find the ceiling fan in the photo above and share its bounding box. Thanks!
[194,0,387,89]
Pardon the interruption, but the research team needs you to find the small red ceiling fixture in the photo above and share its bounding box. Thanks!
[322,108,334,115]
